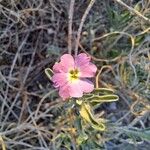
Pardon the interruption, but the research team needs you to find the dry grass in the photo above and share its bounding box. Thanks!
[0,0,150,149]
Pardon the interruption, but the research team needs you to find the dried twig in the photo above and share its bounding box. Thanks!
[75,0,96,56]
[115,0,150,23]
[68,0,75,54]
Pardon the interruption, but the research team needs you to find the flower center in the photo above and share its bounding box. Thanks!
[68,69,80,82]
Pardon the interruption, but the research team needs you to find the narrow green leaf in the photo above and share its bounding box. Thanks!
[123,129,150,141]
[77,132,88,145]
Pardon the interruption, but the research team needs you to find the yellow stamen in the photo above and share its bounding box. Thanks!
[68,69,80,82]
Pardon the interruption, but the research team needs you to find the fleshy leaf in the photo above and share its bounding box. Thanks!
[79,103,92,123]
[76,100,83,105]
[87,95,119,103]
[0,135,6,150]
[93,88,114,95]
[45,68,53,80]
[83,93,94,99]
[79,103,105,131]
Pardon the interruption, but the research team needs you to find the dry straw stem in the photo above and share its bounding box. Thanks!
[136,27,150,36]
[115,0,150,23]
[0,34,30,128]
[68,0,75,55]
[94,31,137,86]
[79,42,122,62]
[34,90,56,119]
[0,4,26,26]
[75,0,96,56]
[96,66,116,88]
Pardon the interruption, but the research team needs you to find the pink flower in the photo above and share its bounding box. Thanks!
[51,53,97,100]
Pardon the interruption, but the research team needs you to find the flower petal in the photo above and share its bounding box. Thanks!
[53,54,74,73]
[69,82,83,97]
[75,53,97,77]
[79,63,97,78]
[79,79,94,93]
[75,53,91,67]
[59,84,70,100]
[51,73,68,88]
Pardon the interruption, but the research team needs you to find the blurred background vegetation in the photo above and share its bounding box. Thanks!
[0,0,150,149]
